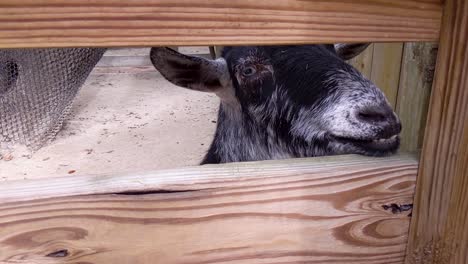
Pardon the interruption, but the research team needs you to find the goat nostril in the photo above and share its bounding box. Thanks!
[357,110,387,123]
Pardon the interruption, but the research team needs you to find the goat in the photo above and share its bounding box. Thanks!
[150,44,401,164]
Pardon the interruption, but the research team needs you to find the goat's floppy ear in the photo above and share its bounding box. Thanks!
[150,47,228,92]
[334,43,371,60]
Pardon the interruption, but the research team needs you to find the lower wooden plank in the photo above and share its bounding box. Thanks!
[0,154,417,264]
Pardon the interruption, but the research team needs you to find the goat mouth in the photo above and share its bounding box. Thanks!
[333,134,400,153]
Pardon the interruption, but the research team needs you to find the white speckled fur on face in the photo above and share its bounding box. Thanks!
[291,68,397,143]
[214,88,298,163]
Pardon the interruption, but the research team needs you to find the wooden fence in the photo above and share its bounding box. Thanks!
[0,1,467,263]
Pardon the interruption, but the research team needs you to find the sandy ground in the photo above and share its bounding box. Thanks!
[1,48,219,181]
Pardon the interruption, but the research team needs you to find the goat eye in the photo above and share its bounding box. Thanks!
[242,66,256,77]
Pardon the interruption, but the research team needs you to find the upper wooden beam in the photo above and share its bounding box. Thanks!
[0,0,442,48]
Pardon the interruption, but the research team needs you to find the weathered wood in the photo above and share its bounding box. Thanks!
[405,0,468,263]
[348,44,374,79]
[370,43,404,108]
[0,0,442,48]
[0,154,417,264]
[396,43,438,152]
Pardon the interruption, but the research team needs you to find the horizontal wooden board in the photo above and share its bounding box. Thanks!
[0,154,418,264]
[0,0,442,48]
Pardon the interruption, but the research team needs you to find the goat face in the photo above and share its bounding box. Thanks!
[150,44,401,161]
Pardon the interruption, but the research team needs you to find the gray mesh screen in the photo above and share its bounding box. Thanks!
[0,48,106,152]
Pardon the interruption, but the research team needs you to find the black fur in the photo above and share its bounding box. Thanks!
[150,45,402,165]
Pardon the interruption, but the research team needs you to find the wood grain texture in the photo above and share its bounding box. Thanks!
[396,43,438,152]
[348,43,375,79]
[0,154,418,264]
[0,0,442,48]
[370,43,404,108]
[405,0,468,263]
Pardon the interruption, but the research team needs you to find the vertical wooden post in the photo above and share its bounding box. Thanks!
[405,0,468,263]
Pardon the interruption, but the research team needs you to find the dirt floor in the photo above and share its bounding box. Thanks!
[0,48,219,181]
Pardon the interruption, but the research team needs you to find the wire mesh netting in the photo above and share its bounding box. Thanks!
[0,48,106,153]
